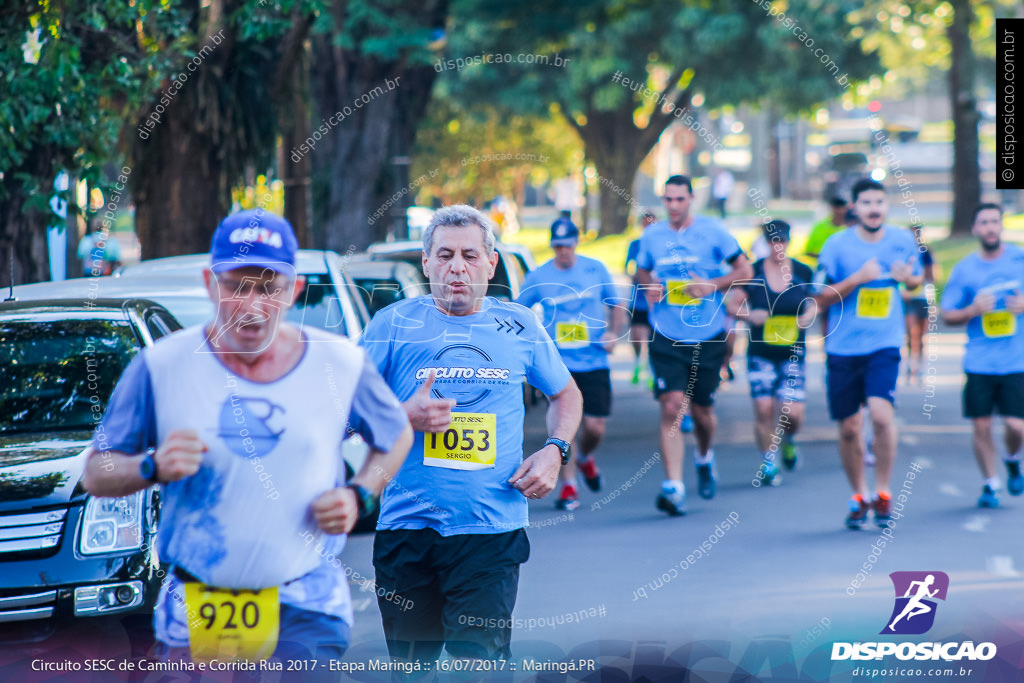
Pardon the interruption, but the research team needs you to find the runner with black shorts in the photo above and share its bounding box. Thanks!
[361,205,583,676]
[727,220,814,485]
[517,218,628,510]
[940,204,1024,508]
[634,175,753,515]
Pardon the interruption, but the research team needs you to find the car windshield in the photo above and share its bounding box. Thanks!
[0,318,139,434]
[289,273,347,336]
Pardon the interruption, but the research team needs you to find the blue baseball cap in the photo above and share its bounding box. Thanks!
[550,218,579,246]
[209,209,298,274]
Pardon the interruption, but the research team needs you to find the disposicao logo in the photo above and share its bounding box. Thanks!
[882,571,948,635]
[831,571,997,662]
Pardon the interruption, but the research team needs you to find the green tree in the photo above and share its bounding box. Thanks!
[855,0,1019,234]
[411,99,583,207]
[443,0,880,236]
[0,1,187,284]
[130,0,314,258]
[308,0,448,251]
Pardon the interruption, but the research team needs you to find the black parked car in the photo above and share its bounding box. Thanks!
[0,298,179,647]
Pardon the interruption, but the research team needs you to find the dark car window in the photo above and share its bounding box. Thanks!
[288,273,347,336]
[353,278,406,316]
[486,259,513,301]
[0,318,139,434]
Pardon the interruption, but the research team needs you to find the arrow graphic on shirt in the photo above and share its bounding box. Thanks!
[495,317,525,335]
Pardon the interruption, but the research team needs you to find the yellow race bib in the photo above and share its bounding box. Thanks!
[665,280,699,306]
[763,315,800,346]
[424,413,497,470]
[982,311,1017,339]
[555,322,589,347]
[186,584,279,663]
[856,288,892,319]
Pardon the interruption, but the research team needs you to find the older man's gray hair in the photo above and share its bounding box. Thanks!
[422,205,497,257]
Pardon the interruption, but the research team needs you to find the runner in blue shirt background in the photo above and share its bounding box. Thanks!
[634,175,753,516]
[518,218,629,510]
[941,203,1024,508]
[816,178,923,529]
[625,209,657,386]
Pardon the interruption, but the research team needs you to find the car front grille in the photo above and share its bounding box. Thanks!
[0,589,57,623]
[0,509,67,555]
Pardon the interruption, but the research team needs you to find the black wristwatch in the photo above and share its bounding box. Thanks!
[544,438,571,466]
[139,449,160,483]
[346,483,379,521]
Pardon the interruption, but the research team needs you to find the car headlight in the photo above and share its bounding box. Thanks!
[80,492,144,555]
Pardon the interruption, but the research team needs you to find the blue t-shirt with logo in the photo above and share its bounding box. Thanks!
[516,255,623,372]
[635,217,743,342]
[940,244,1024,374]
[361,296,571,536]
[817,226,922,355]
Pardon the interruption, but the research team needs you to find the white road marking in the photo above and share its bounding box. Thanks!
[986,556,1020,578]
[939,483,962,497]
[962,515,990,533]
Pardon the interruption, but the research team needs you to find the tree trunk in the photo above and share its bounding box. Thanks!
[572,110,651,236]
[132,102,228,258]
[280,56,312,248]
[948,0,980,236]
[309,0,447,252]
[0,181,50,288]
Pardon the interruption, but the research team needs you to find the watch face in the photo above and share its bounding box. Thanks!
[139,456,155,481]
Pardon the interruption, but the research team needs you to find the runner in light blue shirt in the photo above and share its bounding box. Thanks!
[633,175,752,517]
[940,203,1024,508]
[361,204,583,668]
[517,218,628,510]
[814,179,923,530]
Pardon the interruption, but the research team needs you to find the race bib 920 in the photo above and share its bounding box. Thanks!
[186,584,279,663]
[424,413,497,470]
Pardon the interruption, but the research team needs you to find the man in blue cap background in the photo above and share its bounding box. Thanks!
[82,209,412,670]
[517,217,628,509]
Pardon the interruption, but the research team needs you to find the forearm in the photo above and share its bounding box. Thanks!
[712,258,753,293]
[816,274,864,309]
[636,268,654,287]
[545,380,583,442]
[942,305,978,326]
[609,305,630,338]
[901,273,924,291]
[82,448,151,498]
[352,424,413,495]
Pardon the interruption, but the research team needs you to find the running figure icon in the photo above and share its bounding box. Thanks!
[881,571,949,635]
[888,575,938,631]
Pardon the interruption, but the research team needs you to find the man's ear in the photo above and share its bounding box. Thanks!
[290,275,307,306]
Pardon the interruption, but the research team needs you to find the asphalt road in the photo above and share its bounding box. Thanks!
[4,330,1022,682]
[338,330,1024,682]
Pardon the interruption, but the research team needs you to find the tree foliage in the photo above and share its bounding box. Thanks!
[411,98,583,207]
[0,1,189,283]
[439,0,881,234]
